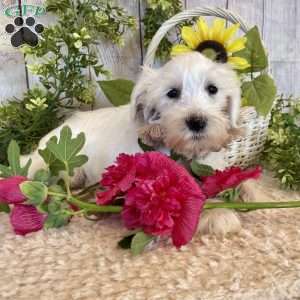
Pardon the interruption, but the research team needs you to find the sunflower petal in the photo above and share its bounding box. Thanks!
[196,17,209,41]
[226,37,247,53]
[171,44,192,56]
[222,23,240,43]
[228,56,250,70]
[181,26,200,49]
[210,18,226,42]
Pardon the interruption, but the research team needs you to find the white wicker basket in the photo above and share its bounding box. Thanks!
[143,7,271,168]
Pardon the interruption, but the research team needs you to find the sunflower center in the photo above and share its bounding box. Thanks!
[196,40,228,63]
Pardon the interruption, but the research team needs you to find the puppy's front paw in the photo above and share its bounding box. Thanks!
[198,207,241,237]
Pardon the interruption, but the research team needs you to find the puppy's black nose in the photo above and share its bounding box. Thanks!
[185,116,207,132]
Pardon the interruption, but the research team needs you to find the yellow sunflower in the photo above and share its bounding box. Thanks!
[171,17,250,70]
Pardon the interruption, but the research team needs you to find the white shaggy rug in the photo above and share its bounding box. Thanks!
[1,174,300,300]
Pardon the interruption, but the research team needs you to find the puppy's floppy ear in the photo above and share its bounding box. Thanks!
[131,66,156,123]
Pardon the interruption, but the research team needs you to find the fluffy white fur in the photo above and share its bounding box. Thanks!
[23,52,243,236]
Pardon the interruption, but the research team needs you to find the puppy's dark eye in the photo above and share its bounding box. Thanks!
[167,88,180,99]
[206,84,218,95]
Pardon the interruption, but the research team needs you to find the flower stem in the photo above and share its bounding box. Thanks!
[203,201,300,211]
[68,196,122,213]
[47,191,122,213]
[47,192,300,214]
[74,182,100,197]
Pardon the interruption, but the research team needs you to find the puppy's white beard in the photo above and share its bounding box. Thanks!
[162,110,231,159]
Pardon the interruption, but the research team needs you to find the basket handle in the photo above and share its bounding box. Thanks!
[144,7,250,67]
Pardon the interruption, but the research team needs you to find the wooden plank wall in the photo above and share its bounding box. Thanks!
[0,0,299,106]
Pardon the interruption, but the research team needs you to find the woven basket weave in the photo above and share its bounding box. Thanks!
[143,7,271,168]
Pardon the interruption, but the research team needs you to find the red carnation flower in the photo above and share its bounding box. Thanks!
[98,152,206,248]
[10,204,45,236]
[97,154,137,204]
[201,166,262,198]
[0,176,27,204]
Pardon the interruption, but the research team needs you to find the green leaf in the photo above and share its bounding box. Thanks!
[0,165,12,178]
[38,141,65,176]
[234,26,268,73]
[34,169,51,184]
[118,234,135,249]
[98,79,134,106]
[130,232,154,255]
[190,161,214,177]
[242,74,277,116]
[21,159,32,177]
[44,212,70,229]
[48,185,66,202]
[48,200,62,213]
[138,138,155,152]
[219,188,240,202]
[37,202,49,213]
[7,140,21,175]
[0,140,32,177]
[170,150,185,161]
[44,126,88,176]
[0,203,10,213]
[20,181,48,206]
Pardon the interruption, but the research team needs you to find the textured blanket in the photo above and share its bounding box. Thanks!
[1,174,300,300]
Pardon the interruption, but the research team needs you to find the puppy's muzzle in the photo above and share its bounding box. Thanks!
[185,115,207,133]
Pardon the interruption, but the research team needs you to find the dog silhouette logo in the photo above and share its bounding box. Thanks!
[5,16,44,47]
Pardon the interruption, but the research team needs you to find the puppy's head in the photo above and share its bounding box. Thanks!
[131,52,241,158]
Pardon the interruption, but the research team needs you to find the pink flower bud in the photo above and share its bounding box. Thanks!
[10,204,45,235]
[0,176,27,204]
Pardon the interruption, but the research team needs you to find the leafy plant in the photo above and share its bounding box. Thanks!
[236,26,277,116]
[262,96,300,190]
[0,0,135,163]
[143,0,182,60]
[0,140,31,177]
[241,73,276,116]
[234,26,268,73]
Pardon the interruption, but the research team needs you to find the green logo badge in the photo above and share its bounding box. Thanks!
[4,4,46,17]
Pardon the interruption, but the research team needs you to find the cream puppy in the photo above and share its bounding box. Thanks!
[24,52,242,236]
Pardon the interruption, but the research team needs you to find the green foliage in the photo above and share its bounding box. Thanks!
[241,74,277,116]
[118,231,155,254]
[98,79,134,106]
[24,0,135,106]
[38,140,65,176]
[0,88,62,163]
[0,0,135,164]
[138,138,156,152]
[235,26,276,117]
[20,181,48,206]
[118,233,136,249]
[130,232,154,255]
[0,203,10,214]
[143,0,182,60]
[0,140,31,177]
[41,126,88,176]
[44,211,70,229]
[234,26,268,73]
[5,127,89,229]
[170,150,186,161]
[190,161,214,177]
[33,169,51,184]
[262,96,300,189]
[219,188,240,203]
